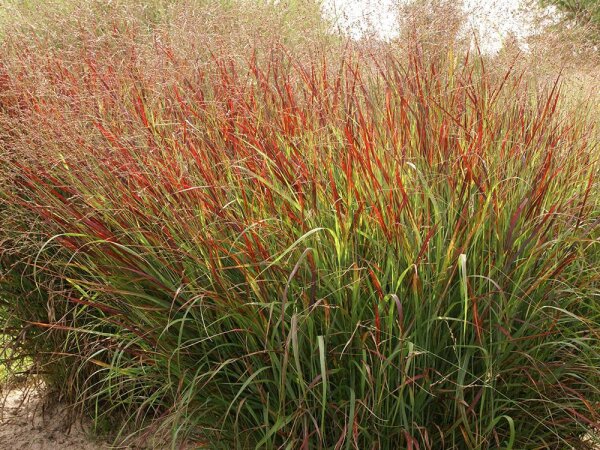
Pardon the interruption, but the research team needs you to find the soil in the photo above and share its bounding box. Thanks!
[0,386,202,449]
[0,386,109,450]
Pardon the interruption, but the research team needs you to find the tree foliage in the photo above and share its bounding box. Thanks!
[541,0,600,42]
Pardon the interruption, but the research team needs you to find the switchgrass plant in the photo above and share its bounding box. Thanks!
[1,9,599,449]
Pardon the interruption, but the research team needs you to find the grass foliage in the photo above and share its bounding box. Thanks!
[0,2,599,449]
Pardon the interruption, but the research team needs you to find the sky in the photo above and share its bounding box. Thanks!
[322,0,537,52]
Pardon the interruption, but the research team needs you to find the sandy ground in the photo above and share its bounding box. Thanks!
[0,387,202,449]
[0,386,110,450]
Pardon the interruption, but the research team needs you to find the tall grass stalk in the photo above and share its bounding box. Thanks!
[0,10,599,449]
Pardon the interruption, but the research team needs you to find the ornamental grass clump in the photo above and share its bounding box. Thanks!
[1,14,599,449]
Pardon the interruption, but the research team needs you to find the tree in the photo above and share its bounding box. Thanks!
[541,0,600,43]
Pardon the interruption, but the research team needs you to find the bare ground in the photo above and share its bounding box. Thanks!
[0,386,109,450]
[0,386,203,449]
